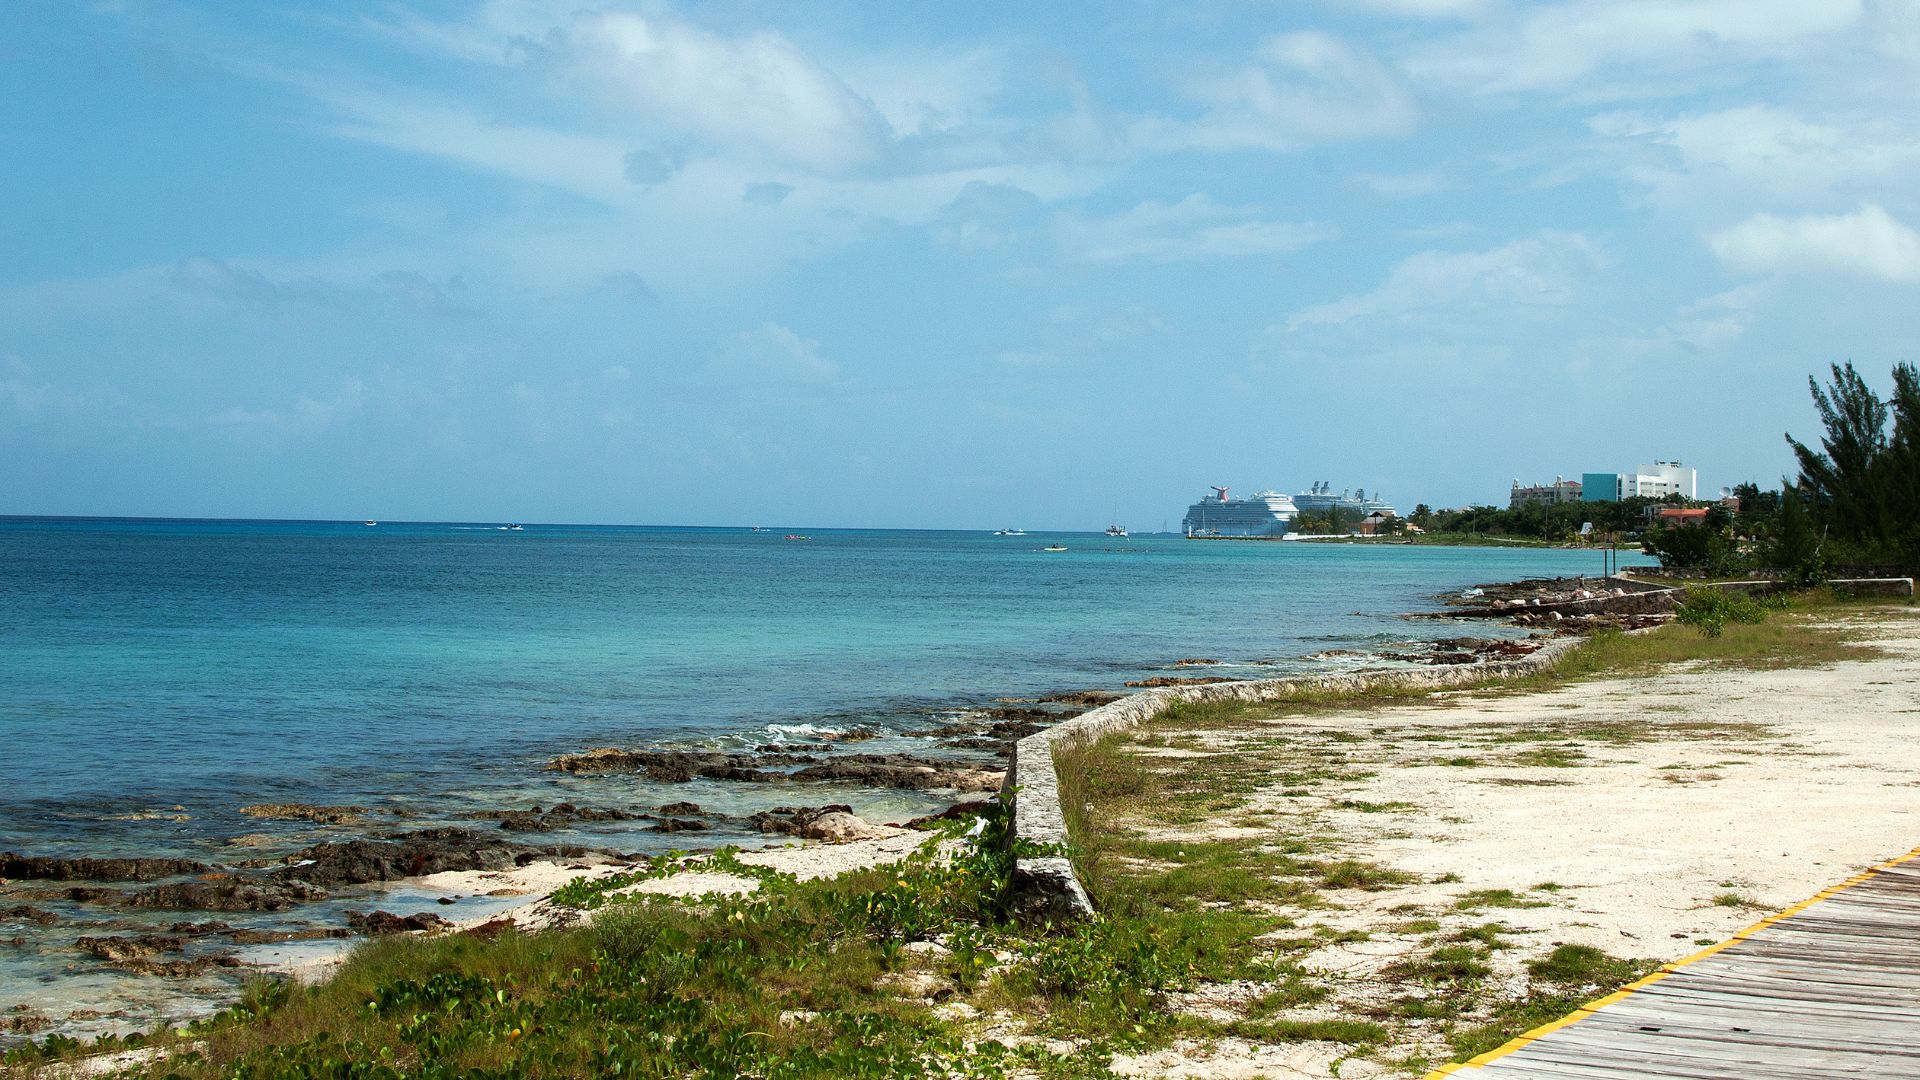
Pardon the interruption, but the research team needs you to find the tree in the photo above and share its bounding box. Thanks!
[1783,361,1920,564]
[1643,515,1742,573]
[1769,482,1825,584]
[1786,361,1890,546]
[1411,503,1433,526]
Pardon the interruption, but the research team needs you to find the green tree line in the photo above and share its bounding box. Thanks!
[1640,361,1919,577]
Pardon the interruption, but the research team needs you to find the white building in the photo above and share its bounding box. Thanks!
[1581,461,1699,503]
[1628,461,1697,500]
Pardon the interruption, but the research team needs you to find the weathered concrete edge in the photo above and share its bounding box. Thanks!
[1004,633,1595,922]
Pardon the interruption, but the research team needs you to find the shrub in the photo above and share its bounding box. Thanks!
[1674,587,1774,638]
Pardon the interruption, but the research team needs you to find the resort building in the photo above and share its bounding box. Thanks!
[1582,461,1698,502]
[1510,477,1583,509]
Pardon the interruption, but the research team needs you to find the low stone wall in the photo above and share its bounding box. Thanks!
[1831,577,1916,598]
[1005,635,1588,922]
[1632,576,1913,599]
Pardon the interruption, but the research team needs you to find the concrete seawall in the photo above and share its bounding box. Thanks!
[1005,634,1591,921]
[1002,574,1912,920]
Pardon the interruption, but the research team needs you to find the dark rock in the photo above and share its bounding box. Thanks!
[1171,658,1222,666]
[168,921,232,935]
[788,754,1004,792]
[64,886,119,903]
[1037,690,1123,707]
[646,817,711,833]
[127,879,329,912]
[1,1011,50,1034]
[482,803,648,833]
[1123,676,1234,688]
[347,910,454,935]
[546,748,810,781]
[272,828,541,888]
[749,804,886,842]
[119,955,243,977]
[751,804,854,835]
[901,800,995,830]
[75,935,184,962]
[756,742,832,753]
[0,853,214,882]
[226,927,350,945]
[239,803,370,825]
[1,904,59,925]
[657,802,704,816]
[462,918,515,939]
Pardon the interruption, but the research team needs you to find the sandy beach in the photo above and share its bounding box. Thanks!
[1094,607,1920,1077]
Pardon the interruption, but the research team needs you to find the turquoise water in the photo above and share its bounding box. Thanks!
[0,517,1648,1035]
[1,517,1642,857]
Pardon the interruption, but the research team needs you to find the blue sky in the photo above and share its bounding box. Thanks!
[5,0,1919,528]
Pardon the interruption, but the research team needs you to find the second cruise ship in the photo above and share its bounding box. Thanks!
[1181,487,1298,537]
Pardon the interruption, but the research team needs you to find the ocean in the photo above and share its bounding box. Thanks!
[0,517,1647,1035]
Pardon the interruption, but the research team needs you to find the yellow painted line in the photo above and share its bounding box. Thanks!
[1421,843,1920,1079]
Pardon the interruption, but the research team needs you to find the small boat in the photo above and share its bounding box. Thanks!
[1105,524,1128,538]
[498,523,524,531]
[784,534,810,541]
[1042,544,1068,552]
[993,528,1026,536]
[751,526,770,533]
[363,520,377,527]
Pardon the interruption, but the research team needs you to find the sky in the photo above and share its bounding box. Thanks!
[4,0,1920,529]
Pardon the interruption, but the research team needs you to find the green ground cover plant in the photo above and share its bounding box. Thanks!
[5,594,1900,1079]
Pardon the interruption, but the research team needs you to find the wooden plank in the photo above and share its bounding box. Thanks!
[1448,848,1920,1079]
[1566,1012,1920,1056]
[1509,1027,1898,1074]
[1491,1040,1858,1080]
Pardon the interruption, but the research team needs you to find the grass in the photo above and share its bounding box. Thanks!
[1453,889,1550,911]
[9,592,1899,1078]
[0,809,1118,1080]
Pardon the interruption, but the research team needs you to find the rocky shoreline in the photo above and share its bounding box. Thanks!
[0,596,1580,1048]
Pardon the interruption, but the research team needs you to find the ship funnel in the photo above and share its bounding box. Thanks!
[1212,486,1230,501]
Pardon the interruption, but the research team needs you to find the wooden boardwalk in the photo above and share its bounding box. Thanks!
[1434,848,1920,1079]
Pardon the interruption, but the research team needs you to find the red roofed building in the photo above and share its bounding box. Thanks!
[1652,507,1710,527]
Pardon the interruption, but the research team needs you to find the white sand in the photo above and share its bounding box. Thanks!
[1111,608,1920,1077]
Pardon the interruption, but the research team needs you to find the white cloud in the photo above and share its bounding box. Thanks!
[1,358,95,417]
[318,91,633,204]
[936,181,1043,249]
[1407,0,1864,95]
[711,323,839,383]
[1667,282,1769,350]
[1057,194,1334,264]
[1708,203,1920,282]
[1590,106,1920,204]
[1288,231,1603,328]
[1143,32,1414,152]
[167,257,466,315]
[208,379,369,438]
[1352,169,1447,198]
[540,12,894,176]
